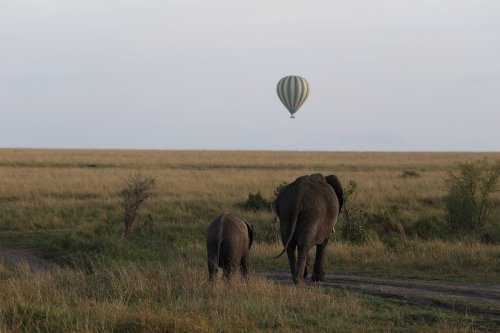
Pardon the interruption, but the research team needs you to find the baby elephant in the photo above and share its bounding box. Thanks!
[206,212,253,281]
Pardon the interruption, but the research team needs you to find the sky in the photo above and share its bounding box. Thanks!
[1,0,499,151]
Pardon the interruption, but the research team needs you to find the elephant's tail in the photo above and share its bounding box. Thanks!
[216,213,227,263]
[273,206,300,259]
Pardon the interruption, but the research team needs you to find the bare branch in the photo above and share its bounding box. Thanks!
[119,174,156,238]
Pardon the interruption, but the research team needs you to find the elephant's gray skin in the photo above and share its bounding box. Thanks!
[206,212,253,282]
[275,173,343,284]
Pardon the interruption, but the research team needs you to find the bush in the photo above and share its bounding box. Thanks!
[383,235,401,249]
[367,210,406,244]
[340,180,369,244]
[482,222,500,244]
[407,216,447,240]
[119,174,155,239]
[242,191,271,212]
[341,214,368,244]
[242,182,288,212]
[402,169,420,178]
[443,159,500,238]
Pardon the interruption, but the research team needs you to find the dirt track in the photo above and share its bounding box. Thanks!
[0,248,56,272]
[258,271,500,319]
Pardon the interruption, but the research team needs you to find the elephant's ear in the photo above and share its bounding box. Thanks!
[245,221,254,249]
[325,175,344,213]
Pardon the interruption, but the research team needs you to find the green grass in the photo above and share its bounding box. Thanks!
[2,224,499,284]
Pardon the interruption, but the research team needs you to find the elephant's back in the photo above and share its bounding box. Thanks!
[207,213,249,250]
[277,176,308,206]
[300,175,337,206]
[206,215,223,244]
[291,175,340,224]
[218,213,248,242]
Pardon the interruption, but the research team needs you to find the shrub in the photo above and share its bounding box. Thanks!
[368,212,405,237]
[119,174,155,238]
[242,191,271,212]
[402,169,420,178]
[383,235,400,249]
[341,214,368,244]
[407,216,447,240]
[443,159,500,238]
[340,180,369,244]
[380,218,406,238]
[242,182,288,212]
[482,222,500,244]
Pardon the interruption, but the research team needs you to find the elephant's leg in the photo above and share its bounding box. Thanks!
[240,252,249,281]
[286,244,297,280]
[207,242,219,282]
[312,239,328,282]
[303,254,310,279]
[224,253,243,282]
[207,257,218,282]
[295,243,310,284]
[222,261,234,282]
[220,249,233,282]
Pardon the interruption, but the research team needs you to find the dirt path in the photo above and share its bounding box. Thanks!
[258,272,500,318]
[0,248,56,272]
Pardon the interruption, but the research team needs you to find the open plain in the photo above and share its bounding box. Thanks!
[1,149,499,332]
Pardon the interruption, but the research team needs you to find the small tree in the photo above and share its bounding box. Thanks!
[242,191,271,211]
[444,159,500,238]
[119,174,155,239]
[241,182,290,212]
[340,180,368,244]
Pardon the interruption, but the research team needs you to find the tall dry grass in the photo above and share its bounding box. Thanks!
[0,258,482,333]
[1,149,499,331]
[253,239,500,283]
[1,149,498,230]
[0,260,368,332]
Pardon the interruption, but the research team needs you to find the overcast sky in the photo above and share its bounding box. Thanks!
[1,0,499,151]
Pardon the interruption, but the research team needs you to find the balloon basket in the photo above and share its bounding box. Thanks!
[290,115,295,119]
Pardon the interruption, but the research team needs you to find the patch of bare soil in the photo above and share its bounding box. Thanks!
[258,272,500,319]
[0,248,57,272]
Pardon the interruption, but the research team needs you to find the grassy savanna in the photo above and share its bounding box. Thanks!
[1,149,499,332]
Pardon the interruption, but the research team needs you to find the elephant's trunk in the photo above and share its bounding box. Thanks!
[273,205,300,259]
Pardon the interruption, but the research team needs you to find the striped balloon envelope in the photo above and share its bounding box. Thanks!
[276,75,310,119]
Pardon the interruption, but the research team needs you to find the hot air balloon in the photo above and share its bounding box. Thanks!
[276,75,309,119]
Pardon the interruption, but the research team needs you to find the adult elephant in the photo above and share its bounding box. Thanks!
[275,173,343,284]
